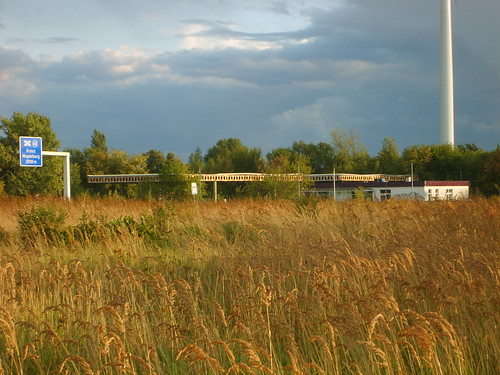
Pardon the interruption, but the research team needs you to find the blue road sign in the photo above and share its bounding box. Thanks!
[19,136,43,167]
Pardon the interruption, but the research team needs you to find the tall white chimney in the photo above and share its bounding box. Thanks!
[440,0,455,145]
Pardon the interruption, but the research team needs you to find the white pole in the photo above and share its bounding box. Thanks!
[63,153,71,200]
[333,168,336,201]
[440,0,455,146]
[42,151,71,200]
[411,162,414,198]
[297,166,301,198]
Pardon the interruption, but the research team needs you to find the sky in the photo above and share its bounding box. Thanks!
[1,0,499,160]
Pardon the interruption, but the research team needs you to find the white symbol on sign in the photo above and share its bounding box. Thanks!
[24,140,32,147]
[32,140,39,148]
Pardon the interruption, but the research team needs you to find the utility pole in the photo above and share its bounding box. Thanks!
[297,166,301,198]
[333,168,336,201]
[410,162,414,199]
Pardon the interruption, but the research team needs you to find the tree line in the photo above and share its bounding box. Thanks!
[1,112,498,199]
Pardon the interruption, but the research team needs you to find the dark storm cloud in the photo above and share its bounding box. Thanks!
[0,47,34,70]
[1,1,499,157]
[267,2,290,16]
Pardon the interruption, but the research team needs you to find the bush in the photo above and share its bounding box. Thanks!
[17,206,67,247]
[294,195,321,218]
[0,226,10,244]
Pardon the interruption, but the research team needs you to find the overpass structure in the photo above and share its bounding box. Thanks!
[87,172,413,201]
[87,172,412,184]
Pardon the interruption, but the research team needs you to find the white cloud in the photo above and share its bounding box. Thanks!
[0,47,38,97]
[178,21,287,51]
[182,34,281,51]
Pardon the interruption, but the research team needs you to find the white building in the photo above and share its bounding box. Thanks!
[307,180,470,201]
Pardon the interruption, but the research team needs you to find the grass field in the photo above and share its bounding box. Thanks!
[0,196,499,374]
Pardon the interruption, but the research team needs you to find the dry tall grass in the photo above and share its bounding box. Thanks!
[0,196,498,374]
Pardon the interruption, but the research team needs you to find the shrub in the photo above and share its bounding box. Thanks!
[0,226,10,244]
[17,205,67,247]
[294,195,321,217]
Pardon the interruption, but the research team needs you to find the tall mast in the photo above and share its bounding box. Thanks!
[440,0,455,145]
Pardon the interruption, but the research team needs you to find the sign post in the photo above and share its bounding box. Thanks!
[42,151,71,200]
[19,136,43,167]
[19,136,71,200]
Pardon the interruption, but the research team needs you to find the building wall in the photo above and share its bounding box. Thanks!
[372,186,426,201]
[371,185,469,201]
[308,181,470,201]
[424,185,469,200]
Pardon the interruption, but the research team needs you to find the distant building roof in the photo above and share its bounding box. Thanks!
[424,181,470,186]
[313,180,470,189]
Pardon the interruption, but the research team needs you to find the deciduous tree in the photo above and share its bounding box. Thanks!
[204,138,263,197]
[159,153,192,200]
[330,128,370,173]
[0,112,62,196]
[188,147,204,174]
[144,149,167,173]
[291,141,335,173]
[376,136,404,174]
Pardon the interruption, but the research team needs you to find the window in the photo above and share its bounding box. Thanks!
[427,189,432,201]
[365,190,374,201]
[380,189,391,201]
[446,189,453,200]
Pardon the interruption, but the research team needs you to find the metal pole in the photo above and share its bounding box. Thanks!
[297,166,301,198]
[333,168,336,201]
[440,0,455,146]
[410,162,414,199]
[63,153,71,200]
[42,151,71,200]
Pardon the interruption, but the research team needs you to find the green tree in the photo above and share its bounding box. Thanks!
[330,128,370,173]
[158,153,192,200]
[266,148,294,164]
[81,130,110,195]
[291,141,335,173]
[245,152,311,199]
[426,144,462,180]
[454,144,488,192]
[188,147,204,174]
[144,149,167,173]
[0,112,63,196]
[402,144,434,180]
[402,143,492,193]
[376,136,404,174]
[479,146,500,195]
[90,129,108,153]
[204,138,263,197]
[105,149,146,175]
[204,138,263,173]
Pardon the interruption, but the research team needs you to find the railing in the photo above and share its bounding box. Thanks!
[87,173,413,184]
[87,174,161,183]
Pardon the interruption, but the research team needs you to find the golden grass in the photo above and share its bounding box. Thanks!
[0,196,499,374]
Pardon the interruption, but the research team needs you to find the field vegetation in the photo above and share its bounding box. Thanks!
[0,196,498,374]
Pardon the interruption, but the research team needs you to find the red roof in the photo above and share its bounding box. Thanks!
[313,180,470,189]
[425,181,470,187]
